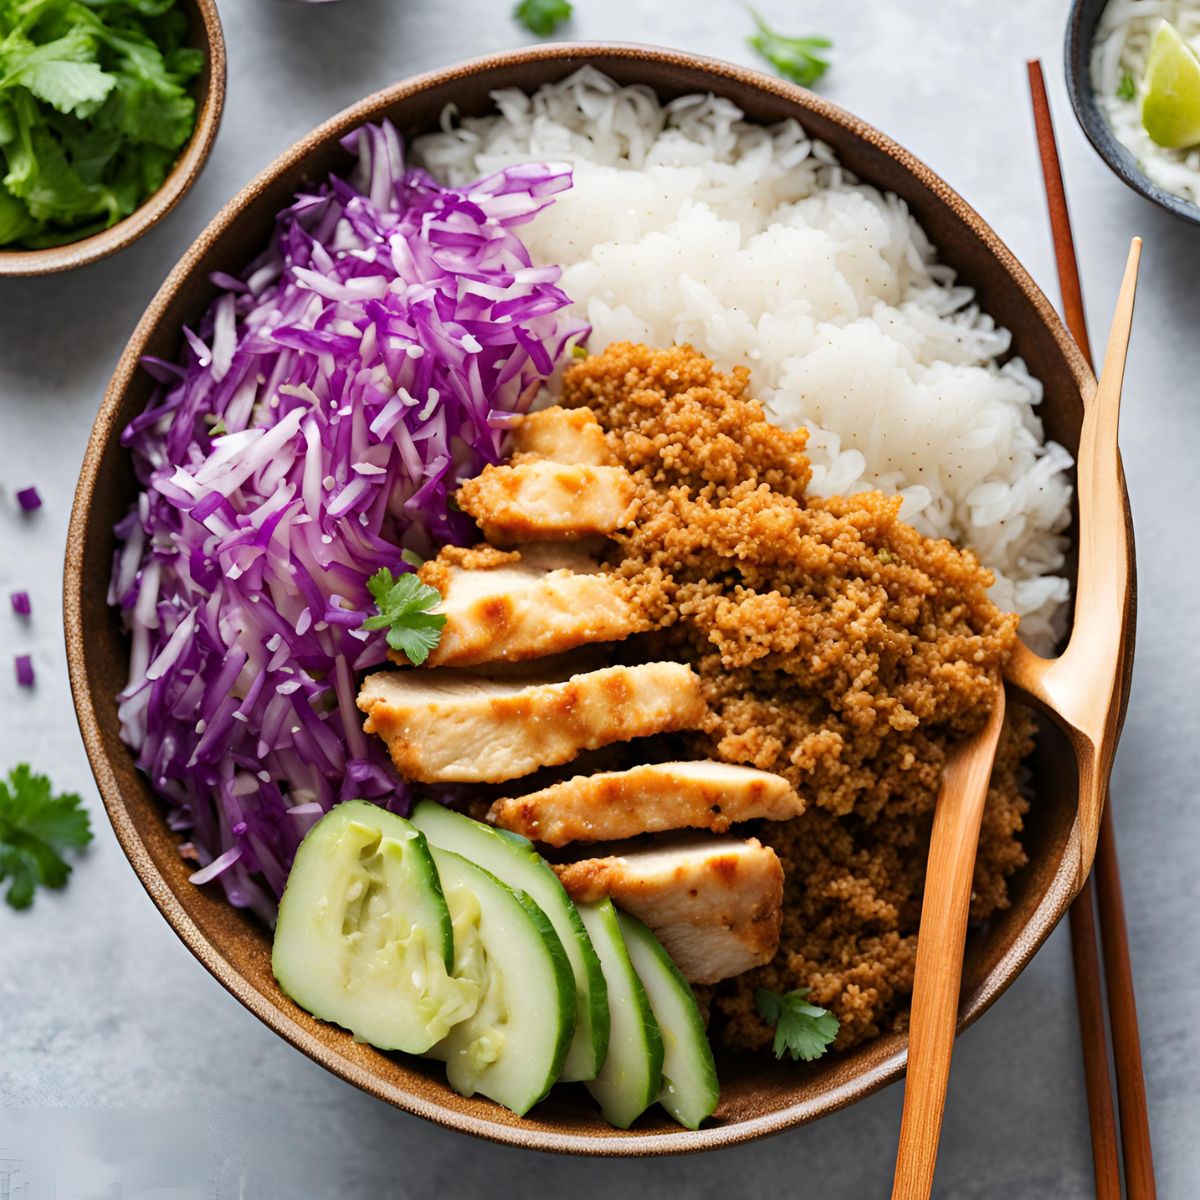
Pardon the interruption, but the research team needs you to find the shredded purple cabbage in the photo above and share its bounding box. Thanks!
[16,487,41,512]
[11,592,31,616]
[110,121,585,920]
[14,655,34,687]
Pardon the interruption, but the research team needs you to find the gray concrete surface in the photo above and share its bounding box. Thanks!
[1,0,1196,1195]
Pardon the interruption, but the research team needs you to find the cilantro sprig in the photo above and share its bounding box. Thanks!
[362,568,447,666]
[0,0,204,249]
[755,986,840,1062]
[513,0,573,37]
[0,765,93,910]
[1117,70,1137,101]
[746,9,833,90]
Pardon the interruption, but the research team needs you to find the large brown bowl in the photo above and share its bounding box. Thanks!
[64,44,1134,1154]
[0,0,225,278]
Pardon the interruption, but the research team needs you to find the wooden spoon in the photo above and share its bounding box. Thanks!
[891,237,1142,1200]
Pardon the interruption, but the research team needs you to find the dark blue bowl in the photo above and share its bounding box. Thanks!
[1066,0,1200,225]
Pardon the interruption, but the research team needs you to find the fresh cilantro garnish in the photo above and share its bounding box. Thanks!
[513,0,573,37]
[754,986,840,1062]
[1117,70,1137,101]
[362,568,446,666]
[746,9,833,89]
[208,417,228,438]
[0,765,93,910]
[0,0,203,249]
[399,547,425,569]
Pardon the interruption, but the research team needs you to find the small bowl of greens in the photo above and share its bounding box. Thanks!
[0,0,225,276]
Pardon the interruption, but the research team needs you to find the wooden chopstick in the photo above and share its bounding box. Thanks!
[1026,58,1157,1200]
[1096,803,1157,1198]
[1067,878,1123,1200]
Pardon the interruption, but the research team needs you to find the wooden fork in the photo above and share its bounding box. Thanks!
[891,237,1141,1200]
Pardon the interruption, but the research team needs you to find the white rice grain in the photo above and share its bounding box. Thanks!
[415,68,1074,647]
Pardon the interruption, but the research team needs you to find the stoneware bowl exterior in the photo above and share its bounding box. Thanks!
[1066,0,1200,226]
[64,44,1135,1155]
[0,0,226,277]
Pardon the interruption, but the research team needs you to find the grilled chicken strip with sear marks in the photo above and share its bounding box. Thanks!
[358,661,707,785]
[555,835,784,984]
[456,459,638,545]
[511,405,614,465]
[489,761,803,846]
[399,543,644,669]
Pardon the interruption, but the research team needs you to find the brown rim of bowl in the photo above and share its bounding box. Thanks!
[65,42,1124,1155]
[0,0,226,278]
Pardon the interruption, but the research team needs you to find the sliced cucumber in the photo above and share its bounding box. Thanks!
[410,799,609,1082]
[425,847,575,1115]
[272,800,480,1053]
[617,911,719,1130]
[577,899,664,1129]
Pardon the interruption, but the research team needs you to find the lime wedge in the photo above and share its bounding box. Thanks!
[1142,19,1200,148]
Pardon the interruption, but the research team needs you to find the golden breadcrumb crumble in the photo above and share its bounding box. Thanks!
[562,342,1031,1052]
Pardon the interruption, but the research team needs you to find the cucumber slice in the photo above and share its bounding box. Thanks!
[617,911,719,1130]
[577,899,664,1129]
[426,847,575,1115]
[410,799,609,1081]
[272,800,480,1053]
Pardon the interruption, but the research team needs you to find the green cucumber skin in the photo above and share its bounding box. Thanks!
[272,800,458,1050]
[553,888,610,1081]
[410,799,609,1082]
[617,911,720,1130]
[509,883,578,1104]
[578,900,665,1130]
[427,848,576,1116]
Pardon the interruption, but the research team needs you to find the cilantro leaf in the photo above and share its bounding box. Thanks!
[513,0,573,37]
[361,568,447,666]
[754,986,840,1062]
[0,182,39,242]
[746,9,832,90]
[0,765,93,910]
[4,31,116,117]
[0,0,201,247]
[1117,70,1136,101]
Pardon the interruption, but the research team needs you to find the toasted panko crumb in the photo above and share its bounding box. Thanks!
[562,342,1031,1052]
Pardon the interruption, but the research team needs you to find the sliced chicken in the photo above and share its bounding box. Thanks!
[456,459,638,545]
[404,543,643,668]
[555,836,784,984]
[489,761,803,846]
[358,661,706,785]
[512,406,612,466]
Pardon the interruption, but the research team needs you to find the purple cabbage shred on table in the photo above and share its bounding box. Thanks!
[109,121,586,921]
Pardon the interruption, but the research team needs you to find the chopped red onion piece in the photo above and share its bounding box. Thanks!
[16,487,41,512]
[10,592,31,616]
[14,655,34,687]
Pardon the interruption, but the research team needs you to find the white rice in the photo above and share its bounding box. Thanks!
[1092,0,1200,203]
[415,68,1074,647]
